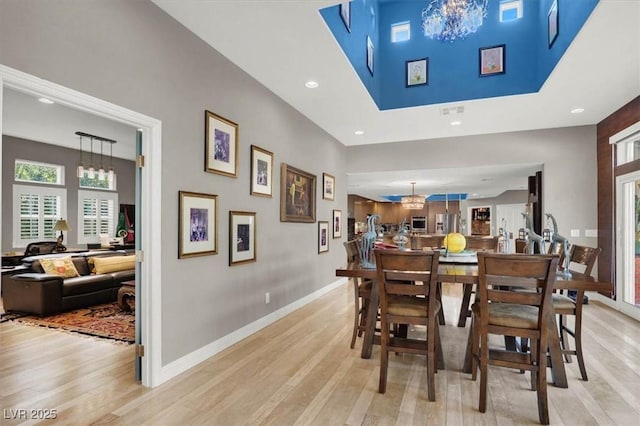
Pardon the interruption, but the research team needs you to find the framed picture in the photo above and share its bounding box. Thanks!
[366,35,374,76]
[332,209,342,239]
[406,58,429,87]
[548,0,559,48]
[250,145,273,197]
[229,211,256,265]
[280,163,316,223]
[323,173,335,200]
[318,221,329,253]
[479,44,505,77]
[205,110,238,177]
[178,191,218,259]
[339,2,351,33]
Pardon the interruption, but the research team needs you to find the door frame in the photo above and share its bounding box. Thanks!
[0,65,163,386]
[614,170,640,320]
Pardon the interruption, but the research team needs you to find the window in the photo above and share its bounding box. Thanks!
[391,22,410,43]
[79,171,117,191]
[614,122,640,166]
[12,184,66,248]
[499,0,523,22]
[77,190,118,244]
[15,159,64,185]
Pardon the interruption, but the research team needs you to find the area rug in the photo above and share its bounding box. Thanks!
[4,302,134,344]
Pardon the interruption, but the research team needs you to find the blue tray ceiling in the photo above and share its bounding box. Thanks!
[320,0,598,111]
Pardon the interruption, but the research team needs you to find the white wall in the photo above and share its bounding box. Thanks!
[0,0,347,366]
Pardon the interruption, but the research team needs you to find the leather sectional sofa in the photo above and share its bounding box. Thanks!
[3,251,135,316]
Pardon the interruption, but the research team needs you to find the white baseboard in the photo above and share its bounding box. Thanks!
[158,277,348,385]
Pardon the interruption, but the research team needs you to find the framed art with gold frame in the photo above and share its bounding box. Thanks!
[280,163,316,223]
[179,191,218,258]
[229,211,256,265]
[250,145,273,197]
[205,110,238,177]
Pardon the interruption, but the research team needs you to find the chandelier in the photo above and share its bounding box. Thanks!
[422,0,488,43]
[401,182,425,210]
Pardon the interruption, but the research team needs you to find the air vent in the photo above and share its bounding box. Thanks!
[440,105,465,115]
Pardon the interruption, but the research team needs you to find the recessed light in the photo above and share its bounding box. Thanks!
[354,130,364,135]
[450,120,462,126]
[38,97,54,104]
[570,108,585,114]
[305,81,319,88]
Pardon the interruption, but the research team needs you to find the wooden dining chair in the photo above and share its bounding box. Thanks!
[470,252,559,425]
[457,236,499,327]
[552,244,601,381]
[344,239,373,349]
[374,249,442,401]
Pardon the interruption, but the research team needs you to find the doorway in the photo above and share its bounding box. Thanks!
[0,65,162,386]
[495,203,526,253]
[615,170,640,320]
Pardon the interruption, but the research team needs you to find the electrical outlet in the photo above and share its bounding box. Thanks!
[585,229,598,237]
[570,229,580,237]
[265,292,270,304]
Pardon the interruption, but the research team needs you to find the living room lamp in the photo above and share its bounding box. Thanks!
[76,133,85,178]
[53,218,71,252]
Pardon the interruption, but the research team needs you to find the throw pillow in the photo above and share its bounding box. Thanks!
[90,255,136,274]
[39,256,80,278]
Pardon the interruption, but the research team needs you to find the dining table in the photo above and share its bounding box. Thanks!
[335,256,612,389]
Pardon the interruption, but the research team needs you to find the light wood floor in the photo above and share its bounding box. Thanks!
[1,281,639,425]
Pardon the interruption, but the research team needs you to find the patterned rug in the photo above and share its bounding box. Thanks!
[1,302,134,343]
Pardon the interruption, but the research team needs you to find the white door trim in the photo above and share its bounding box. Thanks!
[614,170,640,321]
[0,65,163,387]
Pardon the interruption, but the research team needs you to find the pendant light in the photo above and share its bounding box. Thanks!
[98,138,106,181]
[107,140,115,182]
[401,182,425,209]
[76,133,85,178]
[87,136,96,179]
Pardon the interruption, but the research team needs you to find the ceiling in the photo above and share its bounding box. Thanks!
[151,0,639,201]
[2,88,138,161]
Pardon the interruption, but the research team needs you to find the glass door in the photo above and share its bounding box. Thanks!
[615,170,640,320]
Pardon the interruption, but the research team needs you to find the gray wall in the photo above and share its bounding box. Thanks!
[347,126,599,248]
[2,135,135,252]
[0,0,347,364]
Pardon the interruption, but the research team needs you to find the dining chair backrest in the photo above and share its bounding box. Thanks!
[411,235,444,250]
[466,236,499,252]
[567,245,601,276]
[476,253,560,328]
[547,242,600,276]
[344,239,360,263]
[374,249,440,312]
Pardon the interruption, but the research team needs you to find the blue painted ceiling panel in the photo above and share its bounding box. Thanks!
[320,0,598,110]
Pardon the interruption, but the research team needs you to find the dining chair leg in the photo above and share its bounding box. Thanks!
[436,282,445,325]
[558,314,572,363]
[470,317,479,381]
[574,313,588,381]
[478,333,489,413]
[427,320,437,401]
[535,340,550,425]
[435,321,445,371]
[457,284,473,327]
[530,338,538,391]
[350,278,360,349]
[379,321,390,394]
